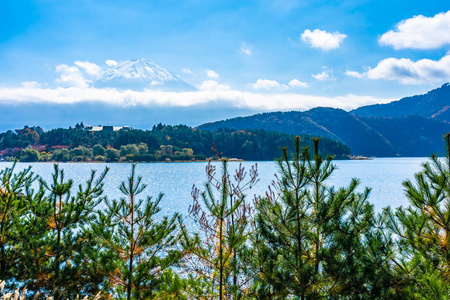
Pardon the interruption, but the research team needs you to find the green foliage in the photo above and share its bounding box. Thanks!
[198,107,450,157]
[26,164,109,298]
[0,127,42,150]
[352,82,450,121]
[93,155,106,161]
[120,144,139,157]
[105,148,120,162]
[179,159,258,299]
[94,164,180,300]
[387,133,450,298]
[4,135,450,298]
[0,162,36,281]
[3,125,350,162]
[253,136,403,298]
[137,142,148,155]
[69,146,93,161]
[92,144,106,156]
[19,148,40,162]
[52,149,70,162]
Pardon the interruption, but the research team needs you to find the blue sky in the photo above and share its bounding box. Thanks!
[0,0,450,127]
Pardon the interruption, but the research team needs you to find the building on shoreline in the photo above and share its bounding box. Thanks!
[84,125,132,132]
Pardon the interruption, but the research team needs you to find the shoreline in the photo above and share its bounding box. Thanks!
[0,158,247,164]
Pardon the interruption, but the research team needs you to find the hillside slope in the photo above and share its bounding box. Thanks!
[351,83,450,122]
[198,107,450,157]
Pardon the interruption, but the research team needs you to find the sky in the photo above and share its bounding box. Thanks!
[0,0,450,128]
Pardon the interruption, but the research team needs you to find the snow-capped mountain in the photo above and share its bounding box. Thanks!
[95,59,196,91]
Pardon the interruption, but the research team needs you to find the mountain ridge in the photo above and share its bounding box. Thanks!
[197,106,450,157]
[351,83,450,122]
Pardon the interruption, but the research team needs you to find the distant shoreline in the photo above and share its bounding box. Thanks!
[0,158,246,164]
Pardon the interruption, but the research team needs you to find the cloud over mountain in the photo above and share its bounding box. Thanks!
[0,84,389,112]
[0,58,391,120]
[55,64,92,88]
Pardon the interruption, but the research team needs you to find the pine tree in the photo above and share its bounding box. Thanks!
[94,164,180,300]
[253,136,384,298]
[179,159,258,299]
[387,133,450,298]
[0,162,36,281]
[26,164,109,298]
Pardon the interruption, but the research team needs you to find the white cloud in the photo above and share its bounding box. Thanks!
[206,69,219,78]
[345,70,363,79]
[362,54,450,85]
[379,11,450,50]
[21,81,41,88]
[288,79,308,88]
[0,60,394,114]
[55,64,92,88]
[106,60,118,67]
[74,61,102,76]
[312,69,334,81]
[0,85,391,112]
[182,68,193,74]
[241,42,253,55]
[252,79,289,90]
[199,80,231,91]
[301,29,346,50]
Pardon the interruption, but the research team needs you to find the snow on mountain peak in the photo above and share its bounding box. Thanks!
[98,58,179,82]
[95,58,196,91]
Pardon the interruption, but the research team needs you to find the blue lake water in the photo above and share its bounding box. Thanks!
[0,158,427,219]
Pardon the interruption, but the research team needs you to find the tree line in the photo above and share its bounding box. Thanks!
[0,124,350,162]
[1,135,449,299]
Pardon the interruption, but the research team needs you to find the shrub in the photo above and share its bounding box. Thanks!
[94,155,106,161]
[19,148,40,162]
[70,146,93,160]
[92,144,106,156]
[105,148,120,161]
[120,144,139,157]
[72,155,86,162]
[52,148,70,162]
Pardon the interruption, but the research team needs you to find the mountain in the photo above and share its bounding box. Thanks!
[351,83,450,122]
[198,108,395,156]
[358,115,450,156]
[94,58,196,91]
[197,107,450,157]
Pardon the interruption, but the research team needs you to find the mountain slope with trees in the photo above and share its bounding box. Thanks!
[198,107,450,157]
[351,83,450,121]
[198,108,395,156]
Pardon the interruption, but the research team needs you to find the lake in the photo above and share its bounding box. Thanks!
[0,157,427,219]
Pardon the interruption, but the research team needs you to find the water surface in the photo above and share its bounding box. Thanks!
[0,158,427,217]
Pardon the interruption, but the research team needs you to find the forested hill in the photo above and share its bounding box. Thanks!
[351,83,450,121]
[0,125,350,162]
[198,107,450,157]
